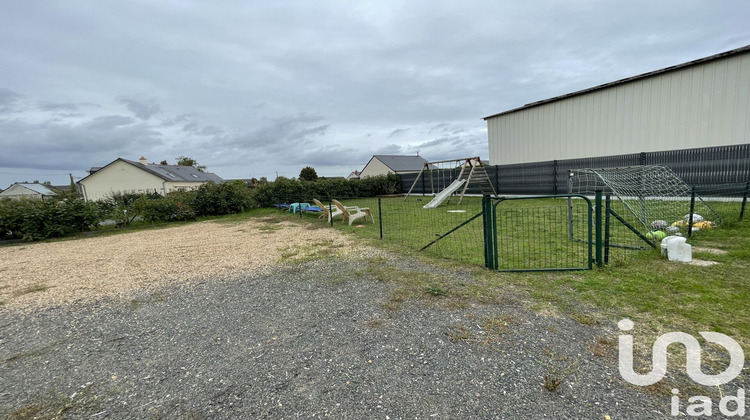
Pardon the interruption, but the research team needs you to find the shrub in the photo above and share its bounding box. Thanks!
[0,197,102,241]
[191,181,255,216]
[132,196,196,222]
[253,173,402,206]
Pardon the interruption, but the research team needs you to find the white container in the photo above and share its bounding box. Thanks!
[666,236,692,262]
[660,236,683,256]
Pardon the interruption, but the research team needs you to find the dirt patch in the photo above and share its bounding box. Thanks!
[688,259,720,267]
[692,246,728,255]
[0,218,364,310]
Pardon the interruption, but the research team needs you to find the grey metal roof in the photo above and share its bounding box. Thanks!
[77,158,224,184]
[372,155,430,172]
[123,159,224,183]
[6,183,57,195]
[484,43,750,120]
[120,159,224,183]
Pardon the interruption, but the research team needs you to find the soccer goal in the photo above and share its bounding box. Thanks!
[568,165,722,246]
[404,157,497,207]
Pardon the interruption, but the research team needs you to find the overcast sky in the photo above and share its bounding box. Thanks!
[1,1,748,187]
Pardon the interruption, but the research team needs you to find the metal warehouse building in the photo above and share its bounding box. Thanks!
[484,44,750,166]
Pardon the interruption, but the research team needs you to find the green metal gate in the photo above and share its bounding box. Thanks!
[484,195,598,272]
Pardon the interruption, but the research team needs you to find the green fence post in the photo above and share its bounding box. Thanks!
[595,190,602,267]
[740,181,749,221]
[604,194,611,265]
[378,197,383,240]
[482,196,494,270]
[688,187,696,238]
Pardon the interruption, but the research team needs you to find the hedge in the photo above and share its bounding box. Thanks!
[253,174,401,207]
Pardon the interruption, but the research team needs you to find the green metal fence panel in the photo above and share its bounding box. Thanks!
[491,195,594,272]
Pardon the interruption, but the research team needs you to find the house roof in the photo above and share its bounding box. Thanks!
[371,155,430,172]
[483,43,750,120]
[1,183,58,196]
[79,158,224,184]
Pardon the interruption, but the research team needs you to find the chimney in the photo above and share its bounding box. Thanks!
[139,156,148,165]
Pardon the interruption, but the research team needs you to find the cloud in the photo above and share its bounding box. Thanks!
[0,88,22,113]
[36,101,98,112]
[86,115,136,130]
[0,114,162,170]
[116,96,161,120]
[389,128,410,137]
[0,0,748,186]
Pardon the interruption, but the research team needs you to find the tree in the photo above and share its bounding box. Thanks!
[176,156,207,173]
[299,166,318,181]
[160,160,168,165]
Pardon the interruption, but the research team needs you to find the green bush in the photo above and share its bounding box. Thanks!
[191,181,255,216]
[132,196,196,222]
[253,173,402,206]
[0,181,255,242]
[0,197,102,241]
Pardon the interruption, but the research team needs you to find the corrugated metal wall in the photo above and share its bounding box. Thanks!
[487,51,750,166]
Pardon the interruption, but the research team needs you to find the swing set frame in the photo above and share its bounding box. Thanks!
[404,156,496,205]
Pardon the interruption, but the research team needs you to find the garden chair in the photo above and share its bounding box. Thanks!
[332,199,375,225]
[312,198,343,222]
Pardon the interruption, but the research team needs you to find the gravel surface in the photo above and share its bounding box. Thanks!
[0,218,361,309]
[0,220,702,418]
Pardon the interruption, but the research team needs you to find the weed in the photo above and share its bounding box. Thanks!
[540,346,580,393]
[445,314,515,348]
[570,311,598,326]
[542,375,562,392]
[364,318,385,329]
[128,291,167,310]
[445,324,474,343]
[587,336,616,358]
[426,286,449,297]
[4,344,56,364]
[11,284,51,298]
[258,225,282,233]
[6,383,101,419]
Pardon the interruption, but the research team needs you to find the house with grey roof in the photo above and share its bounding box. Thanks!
[359,155,432,178]
[0,183,58,201]
[77,156,224,201]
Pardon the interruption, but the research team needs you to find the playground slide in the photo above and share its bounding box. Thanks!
[423,179,466,209]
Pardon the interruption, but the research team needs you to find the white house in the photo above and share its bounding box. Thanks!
[0,183,58,200]
[78,157,224,201]
[359,155,431,178]
[484,44,750,166]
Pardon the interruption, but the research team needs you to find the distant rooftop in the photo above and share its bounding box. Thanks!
[373,155,430,172]
[5,183,58,195]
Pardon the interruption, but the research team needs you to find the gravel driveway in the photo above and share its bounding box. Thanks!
[0,220,681,418]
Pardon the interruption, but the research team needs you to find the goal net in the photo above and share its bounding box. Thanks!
[569,165,722,237]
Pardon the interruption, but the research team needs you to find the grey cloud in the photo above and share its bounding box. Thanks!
[389,128,410,137]
[86,115,136,130]
[37,101,98,112]
[0,116,162,170]
[0,88,22,113]
[116,96,161,120]
[0,0,747,185]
